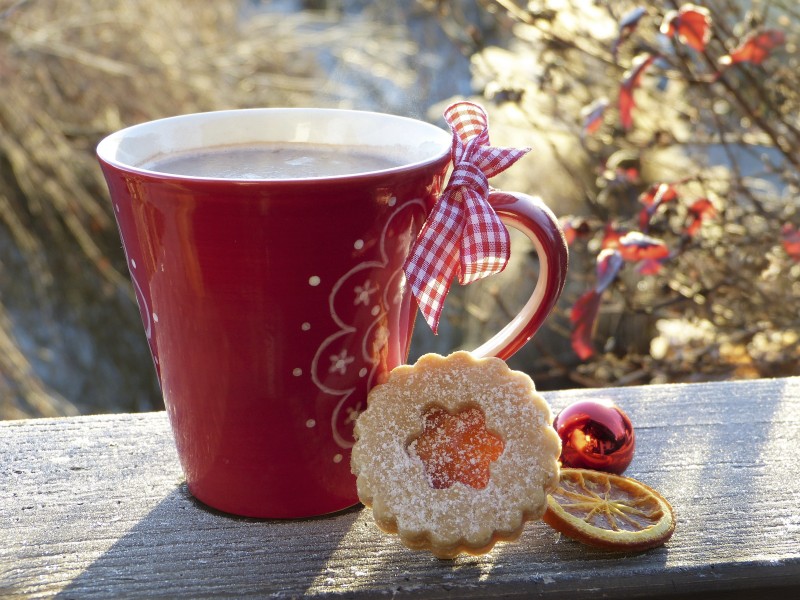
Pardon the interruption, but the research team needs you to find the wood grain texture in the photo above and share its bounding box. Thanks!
[2,378,799,598]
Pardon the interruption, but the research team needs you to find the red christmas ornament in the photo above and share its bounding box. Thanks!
[553,399,635,474]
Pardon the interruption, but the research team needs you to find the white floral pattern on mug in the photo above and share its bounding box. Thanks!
[310,198,426,448]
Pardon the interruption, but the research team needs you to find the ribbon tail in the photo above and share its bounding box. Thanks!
[403,195,464,334]
[458,189,511,284]
[404,101,529,334]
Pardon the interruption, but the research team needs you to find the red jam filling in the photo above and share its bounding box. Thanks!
[408,405,505,490]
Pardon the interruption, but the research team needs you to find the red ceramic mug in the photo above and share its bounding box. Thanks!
[96,108,568,518]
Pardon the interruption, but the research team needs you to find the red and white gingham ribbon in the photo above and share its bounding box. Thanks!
[403,102,530,333]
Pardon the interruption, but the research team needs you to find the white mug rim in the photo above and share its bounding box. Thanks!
[96,107,452,183]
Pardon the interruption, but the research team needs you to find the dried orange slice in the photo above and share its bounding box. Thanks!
[543,468,675,551]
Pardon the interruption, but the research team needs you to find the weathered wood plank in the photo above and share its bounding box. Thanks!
[2,378,799,598]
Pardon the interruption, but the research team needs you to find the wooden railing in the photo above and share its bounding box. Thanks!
[2,377,799,598]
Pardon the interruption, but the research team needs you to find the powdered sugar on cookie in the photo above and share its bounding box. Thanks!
[351,351,561,558]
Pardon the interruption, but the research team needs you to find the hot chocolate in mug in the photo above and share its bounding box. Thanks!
[96,107,568,518]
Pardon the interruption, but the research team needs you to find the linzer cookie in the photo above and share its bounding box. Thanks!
[351,351,561,558]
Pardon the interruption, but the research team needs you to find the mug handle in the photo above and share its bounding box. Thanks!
[469,191,569,361]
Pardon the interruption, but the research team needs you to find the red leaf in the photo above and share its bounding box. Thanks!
[612,7,648,59]
[595,249,623,293]
[637,258,664,275]
[570,290,602,360]
[618,231,670,262]
[619,53,657,130]
[562,223,577,246]
[781,223,800,261]
[602,223,628,249]
[604,149,641,183]
[618,166,641,183]
[581,97,609,136]
[719,29,786,67]
[638,208,651,232]
[686,198,716,236]
[660,4,712,52]
[570,249,624,359]
[639,182,679,208]
[561,216,592,245]
[638,183,679,231]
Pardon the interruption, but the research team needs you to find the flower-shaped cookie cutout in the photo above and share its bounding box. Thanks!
[351,351,561,559]
[410,405,505,490]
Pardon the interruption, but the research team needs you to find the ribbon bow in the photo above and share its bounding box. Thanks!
[403,102,530,333]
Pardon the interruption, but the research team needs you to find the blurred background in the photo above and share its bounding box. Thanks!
[1,0,798,420]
